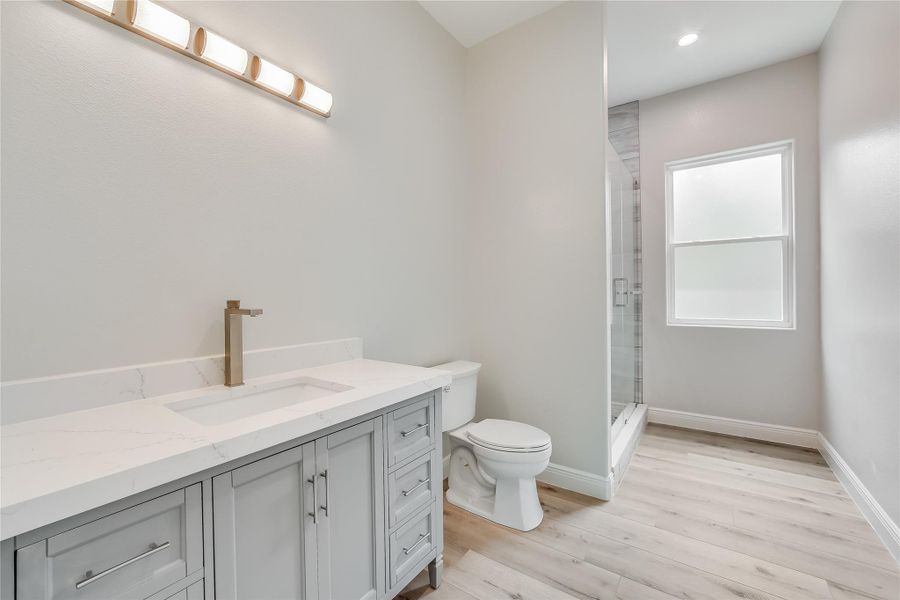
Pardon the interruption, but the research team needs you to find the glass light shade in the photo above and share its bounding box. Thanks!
[299,81,333,114]
[132,0,190,48]
[78,0,115,15]
[253,58,296,96]
[198,29,248,74]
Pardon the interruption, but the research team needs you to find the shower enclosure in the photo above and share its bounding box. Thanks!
[608,143,638,425]
[607,139,645,479]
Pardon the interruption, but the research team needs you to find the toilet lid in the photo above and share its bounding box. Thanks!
[467,419,551,451]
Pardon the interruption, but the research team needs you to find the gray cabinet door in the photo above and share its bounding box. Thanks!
[315,418,385,600]
[212,442,317,600]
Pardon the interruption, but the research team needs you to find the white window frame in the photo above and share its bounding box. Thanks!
[665,140,796,329]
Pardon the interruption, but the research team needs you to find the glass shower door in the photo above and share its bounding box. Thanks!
[607,142,637,429]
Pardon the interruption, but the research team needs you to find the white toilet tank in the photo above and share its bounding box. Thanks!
[432,360,481,432]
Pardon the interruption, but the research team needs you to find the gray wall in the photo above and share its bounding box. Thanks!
[640,55,822,429]
[1,1,470,379]
[465,2,610,477]
[819,0,900,525]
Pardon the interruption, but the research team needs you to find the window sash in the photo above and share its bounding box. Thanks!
[665,141,795,329]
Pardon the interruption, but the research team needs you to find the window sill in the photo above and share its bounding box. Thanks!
[666,320,796,331]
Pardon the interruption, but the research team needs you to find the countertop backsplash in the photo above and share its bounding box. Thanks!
[1,337,363,426]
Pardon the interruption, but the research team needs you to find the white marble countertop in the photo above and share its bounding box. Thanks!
[1,359,450,540]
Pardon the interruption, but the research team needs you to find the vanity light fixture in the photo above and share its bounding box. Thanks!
[677,33,699,47]
[76,0,115,15]
[61,0,333,117]
[195,28,249,75]
[251,57,297,97]
[130,0,190,48]
[299,81,334,115]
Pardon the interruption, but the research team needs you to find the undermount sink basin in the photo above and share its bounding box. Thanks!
[166,377,353,426]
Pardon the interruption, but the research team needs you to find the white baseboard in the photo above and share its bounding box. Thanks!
[538,463,613,501]
[818,433,900,563]
[647,407,819,448]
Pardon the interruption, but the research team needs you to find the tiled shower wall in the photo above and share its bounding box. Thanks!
[608,101,643,403]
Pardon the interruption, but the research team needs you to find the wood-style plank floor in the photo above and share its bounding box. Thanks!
[399,424,900,600]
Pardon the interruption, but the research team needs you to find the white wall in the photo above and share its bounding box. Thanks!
[640,55,822,429]
[1,1,469,380]
[2,0,612,486]
[819,1,900,525]
[465,2,609,476]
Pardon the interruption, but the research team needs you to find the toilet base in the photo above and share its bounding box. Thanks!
[445,442,546,531]
[446,477,544,531]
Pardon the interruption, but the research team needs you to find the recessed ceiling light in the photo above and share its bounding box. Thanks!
[678,33,699,47]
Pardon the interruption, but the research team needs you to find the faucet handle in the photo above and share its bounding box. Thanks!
[226,300,241,309]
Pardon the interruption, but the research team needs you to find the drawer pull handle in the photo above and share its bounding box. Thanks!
[402,478,431,496]
[400,423,428,438]
[75,541,170,589]
[403,532,431,555]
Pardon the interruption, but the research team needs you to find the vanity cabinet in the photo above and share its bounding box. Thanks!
[212,419,385,600]
[8,391,442,600]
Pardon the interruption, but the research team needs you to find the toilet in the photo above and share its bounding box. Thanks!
[433,360,551,531]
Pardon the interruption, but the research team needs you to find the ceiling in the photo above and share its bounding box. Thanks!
[420,1,840,106]
[607,1,841,106]
[419,1,563,48]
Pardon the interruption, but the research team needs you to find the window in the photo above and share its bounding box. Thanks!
[665,141,794,328]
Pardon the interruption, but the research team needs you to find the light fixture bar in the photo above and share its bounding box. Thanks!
[62,0,332,117]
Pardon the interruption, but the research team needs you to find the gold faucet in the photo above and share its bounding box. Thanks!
[224,300,263,387]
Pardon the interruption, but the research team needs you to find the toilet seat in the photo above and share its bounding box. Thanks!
[466,419,551,453]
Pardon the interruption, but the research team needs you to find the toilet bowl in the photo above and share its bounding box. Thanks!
[433,361,552,531]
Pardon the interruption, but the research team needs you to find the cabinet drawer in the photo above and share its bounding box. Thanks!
[388,503,435,587]
[387,396,435,467]
[17,485,203,600]
[388,451,436,529]
[161,580,203,600]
